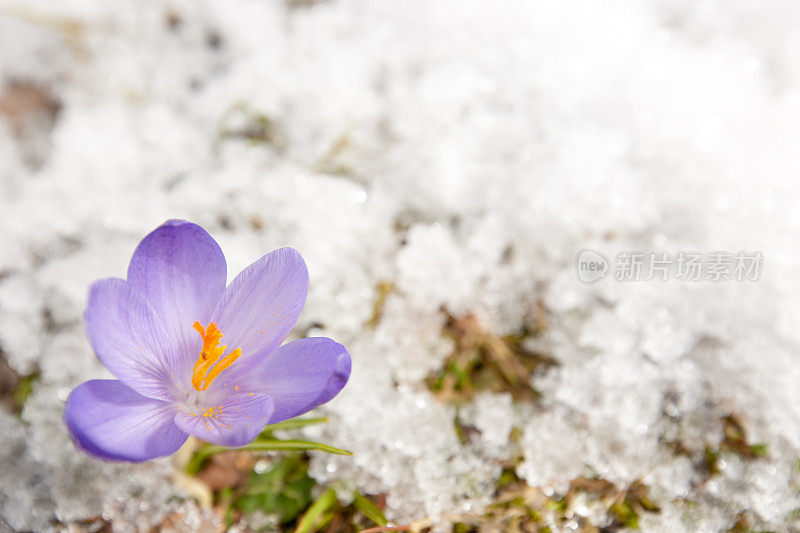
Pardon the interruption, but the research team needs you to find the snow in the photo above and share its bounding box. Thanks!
[1,0,800,530]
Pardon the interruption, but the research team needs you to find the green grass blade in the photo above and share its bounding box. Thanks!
[186,438,352,475]
[259,417,329,436]
[245,439,352,456]
[352,491,388,526]
[295,487,337,533]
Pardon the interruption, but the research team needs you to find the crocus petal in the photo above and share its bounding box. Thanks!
[127,220,227,382]
[219,337,351,423]
[64,380,187,462]
[174,393,274,447]
[86,278,182,401]
[208,248,308,390]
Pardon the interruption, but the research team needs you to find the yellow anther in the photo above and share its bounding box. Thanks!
[190,321,243,391]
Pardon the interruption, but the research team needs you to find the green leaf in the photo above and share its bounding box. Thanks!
[186,438,352,475]
[294,487,337,533]
[450,362,471,390]
[259,417,329,436]
[545,498,567,512]
[352,491,387,527]
[235,455,315,525]
[13,372,38,412]
[245,439,352,455]
[750,443,769,457]
[217,487,235,528]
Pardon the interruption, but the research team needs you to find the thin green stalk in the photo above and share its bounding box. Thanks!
[353,491,388,526]
[295,487,337,533]
[186,438,352,475]
[259,417,329,435]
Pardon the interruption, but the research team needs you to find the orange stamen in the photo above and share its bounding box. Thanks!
[190,321,243,391]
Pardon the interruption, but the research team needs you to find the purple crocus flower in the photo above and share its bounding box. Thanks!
[63,220,351,462]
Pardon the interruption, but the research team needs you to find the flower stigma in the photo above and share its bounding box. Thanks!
[190,321,242,391]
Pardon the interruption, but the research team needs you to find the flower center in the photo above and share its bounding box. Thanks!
[190,321,242,391]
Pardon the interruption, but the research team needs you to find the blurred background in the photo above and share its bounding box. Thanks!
[1,1,800,531]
